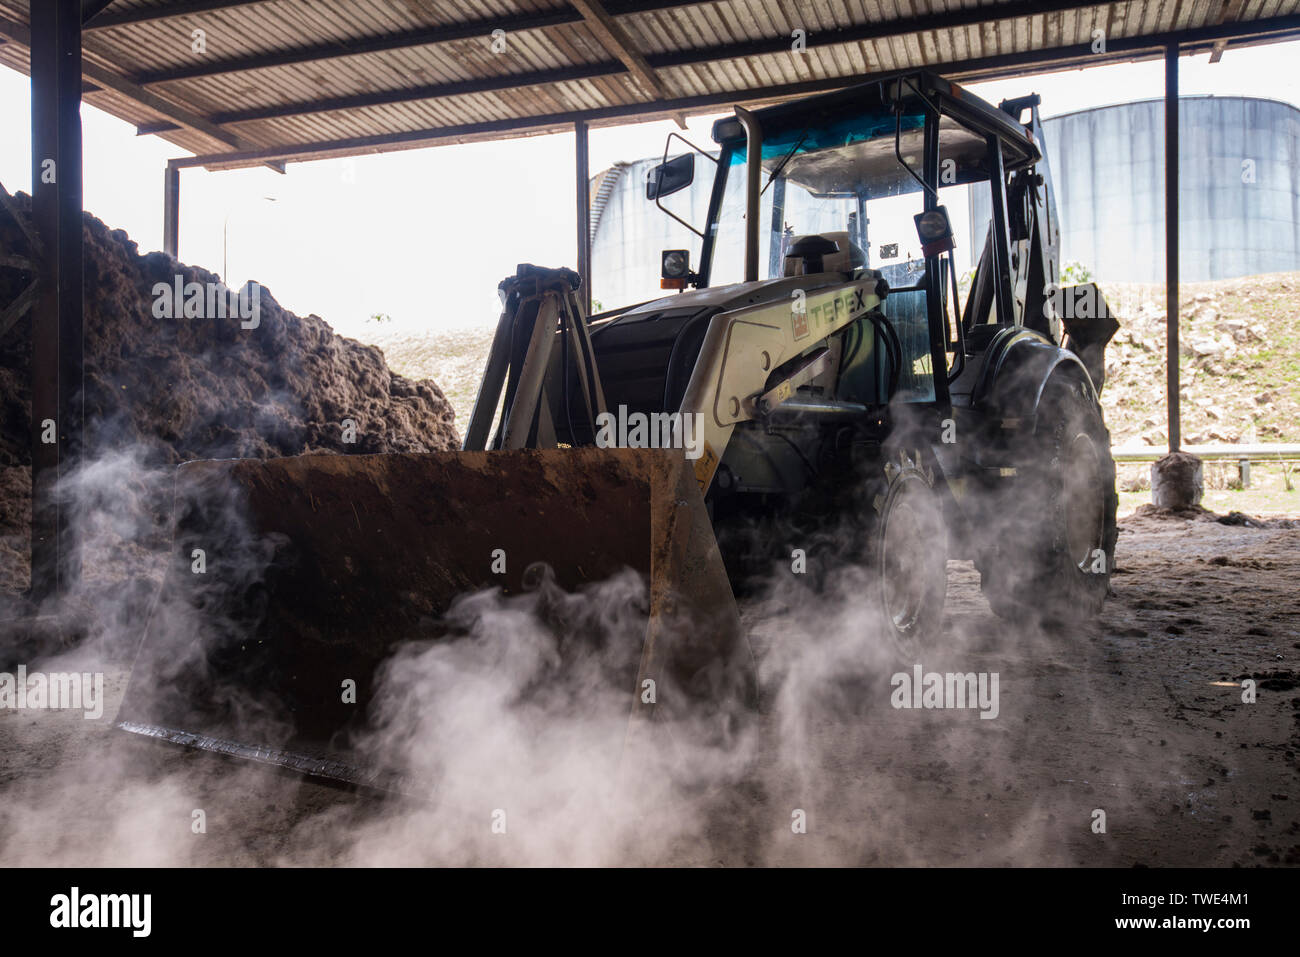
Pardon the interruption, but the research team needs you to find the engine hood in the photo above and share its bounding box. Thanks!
[613,273,852,321]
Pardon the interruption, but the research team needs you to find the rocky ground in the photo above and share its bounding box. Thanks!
[1098,273,1300,449]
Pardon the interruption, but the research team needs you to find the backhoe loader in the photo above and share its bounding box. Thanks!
[118,70,1118,789]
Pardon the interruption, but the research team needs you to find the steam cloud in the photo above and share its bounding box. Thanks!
[0,420,1127,867]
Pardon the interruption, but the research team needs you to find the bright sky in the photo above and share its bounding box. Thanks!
[2,40,1298,339]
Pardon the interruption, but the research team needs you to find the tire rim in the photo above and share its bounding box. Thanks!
[881,483,935,633]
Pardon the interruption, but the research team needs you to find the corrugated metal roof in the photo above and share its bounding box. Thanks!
[1,0,1298,169]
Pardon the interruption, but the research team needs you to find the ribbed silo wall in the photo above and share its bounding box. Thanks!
[1040,96,1300,282]
[589,155,714,311]
[590,152,857,310]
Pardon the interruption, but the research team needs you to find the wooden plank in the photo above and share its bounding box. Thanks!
[570,0,665,99]
[0,277,38,338]
[1210,0,1247,61]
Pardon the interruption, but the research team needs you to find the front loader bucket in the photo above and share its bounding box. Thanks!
[116,448,746,792]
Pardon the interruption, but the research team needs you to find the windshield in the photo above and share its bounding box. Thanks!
[708,107,988,287]
[705,102,999,405]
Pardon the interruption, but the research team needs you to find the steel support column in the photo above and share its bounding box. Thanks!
[574,119,591,315]
[29,0,83,600]
[163,163,180,258]
[1165,44,1181,453]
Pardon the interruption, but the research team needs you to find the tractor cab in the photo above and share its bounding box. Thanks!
[643,70,1054,409]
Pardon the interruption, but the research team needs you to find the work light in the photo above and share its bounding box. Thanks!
[661,249,692,288]
[914,206,955,257]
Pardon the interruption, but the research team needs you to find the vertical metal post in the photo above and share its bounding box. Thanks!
[736,107,761,283]
[767,176,786,278]
[29,0,83,601]
[1165,44,1181,453]
[985,135,1014,327]
[921,112,950,404]
[574,119,591,315]
[163,163,180,258]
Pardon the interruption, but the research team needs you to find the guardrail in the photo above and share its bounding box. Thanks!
[1111,443,1300,489]
[1111,443,1300,463]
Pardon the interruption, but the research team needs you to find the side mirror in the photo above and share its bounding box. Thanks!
[647,153,694,200]
[914,206,955,258]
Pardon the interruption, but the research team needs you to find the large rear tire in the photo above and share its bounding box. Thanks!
[978,375,1117,622]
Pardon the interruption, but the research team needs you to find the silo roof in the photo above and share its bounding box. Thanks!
[1045,93,1300,122]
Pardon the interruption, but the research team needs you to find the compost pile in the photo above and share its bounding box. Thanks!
[0,191,459,597]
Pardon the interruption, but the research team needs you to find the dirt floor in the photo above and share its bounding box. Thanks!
[0,506,1294,867]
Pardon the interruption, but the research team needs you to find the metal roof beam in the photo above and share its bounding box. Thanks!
[81,0,119,24]
[648,0,1121,68]
[82,59,284,171]
[167,76,865,170]
[85,0,695,33]
[133,0,1111,128]
[132,7,1300,135]
[134,61,627,133]
[85,0,276,30]
[0,12,232,148]
[0,10,285,170]
[134,8,587,84]
[161,12,1300,171]
[131,0,1101,87]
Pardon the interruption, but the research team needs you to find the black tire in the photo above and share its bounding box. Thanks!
[979,374,1118,622]
[867,455,948,651]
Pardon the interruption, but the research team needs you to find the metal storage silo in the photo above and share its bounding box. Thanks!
[1042,95,1300,282]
